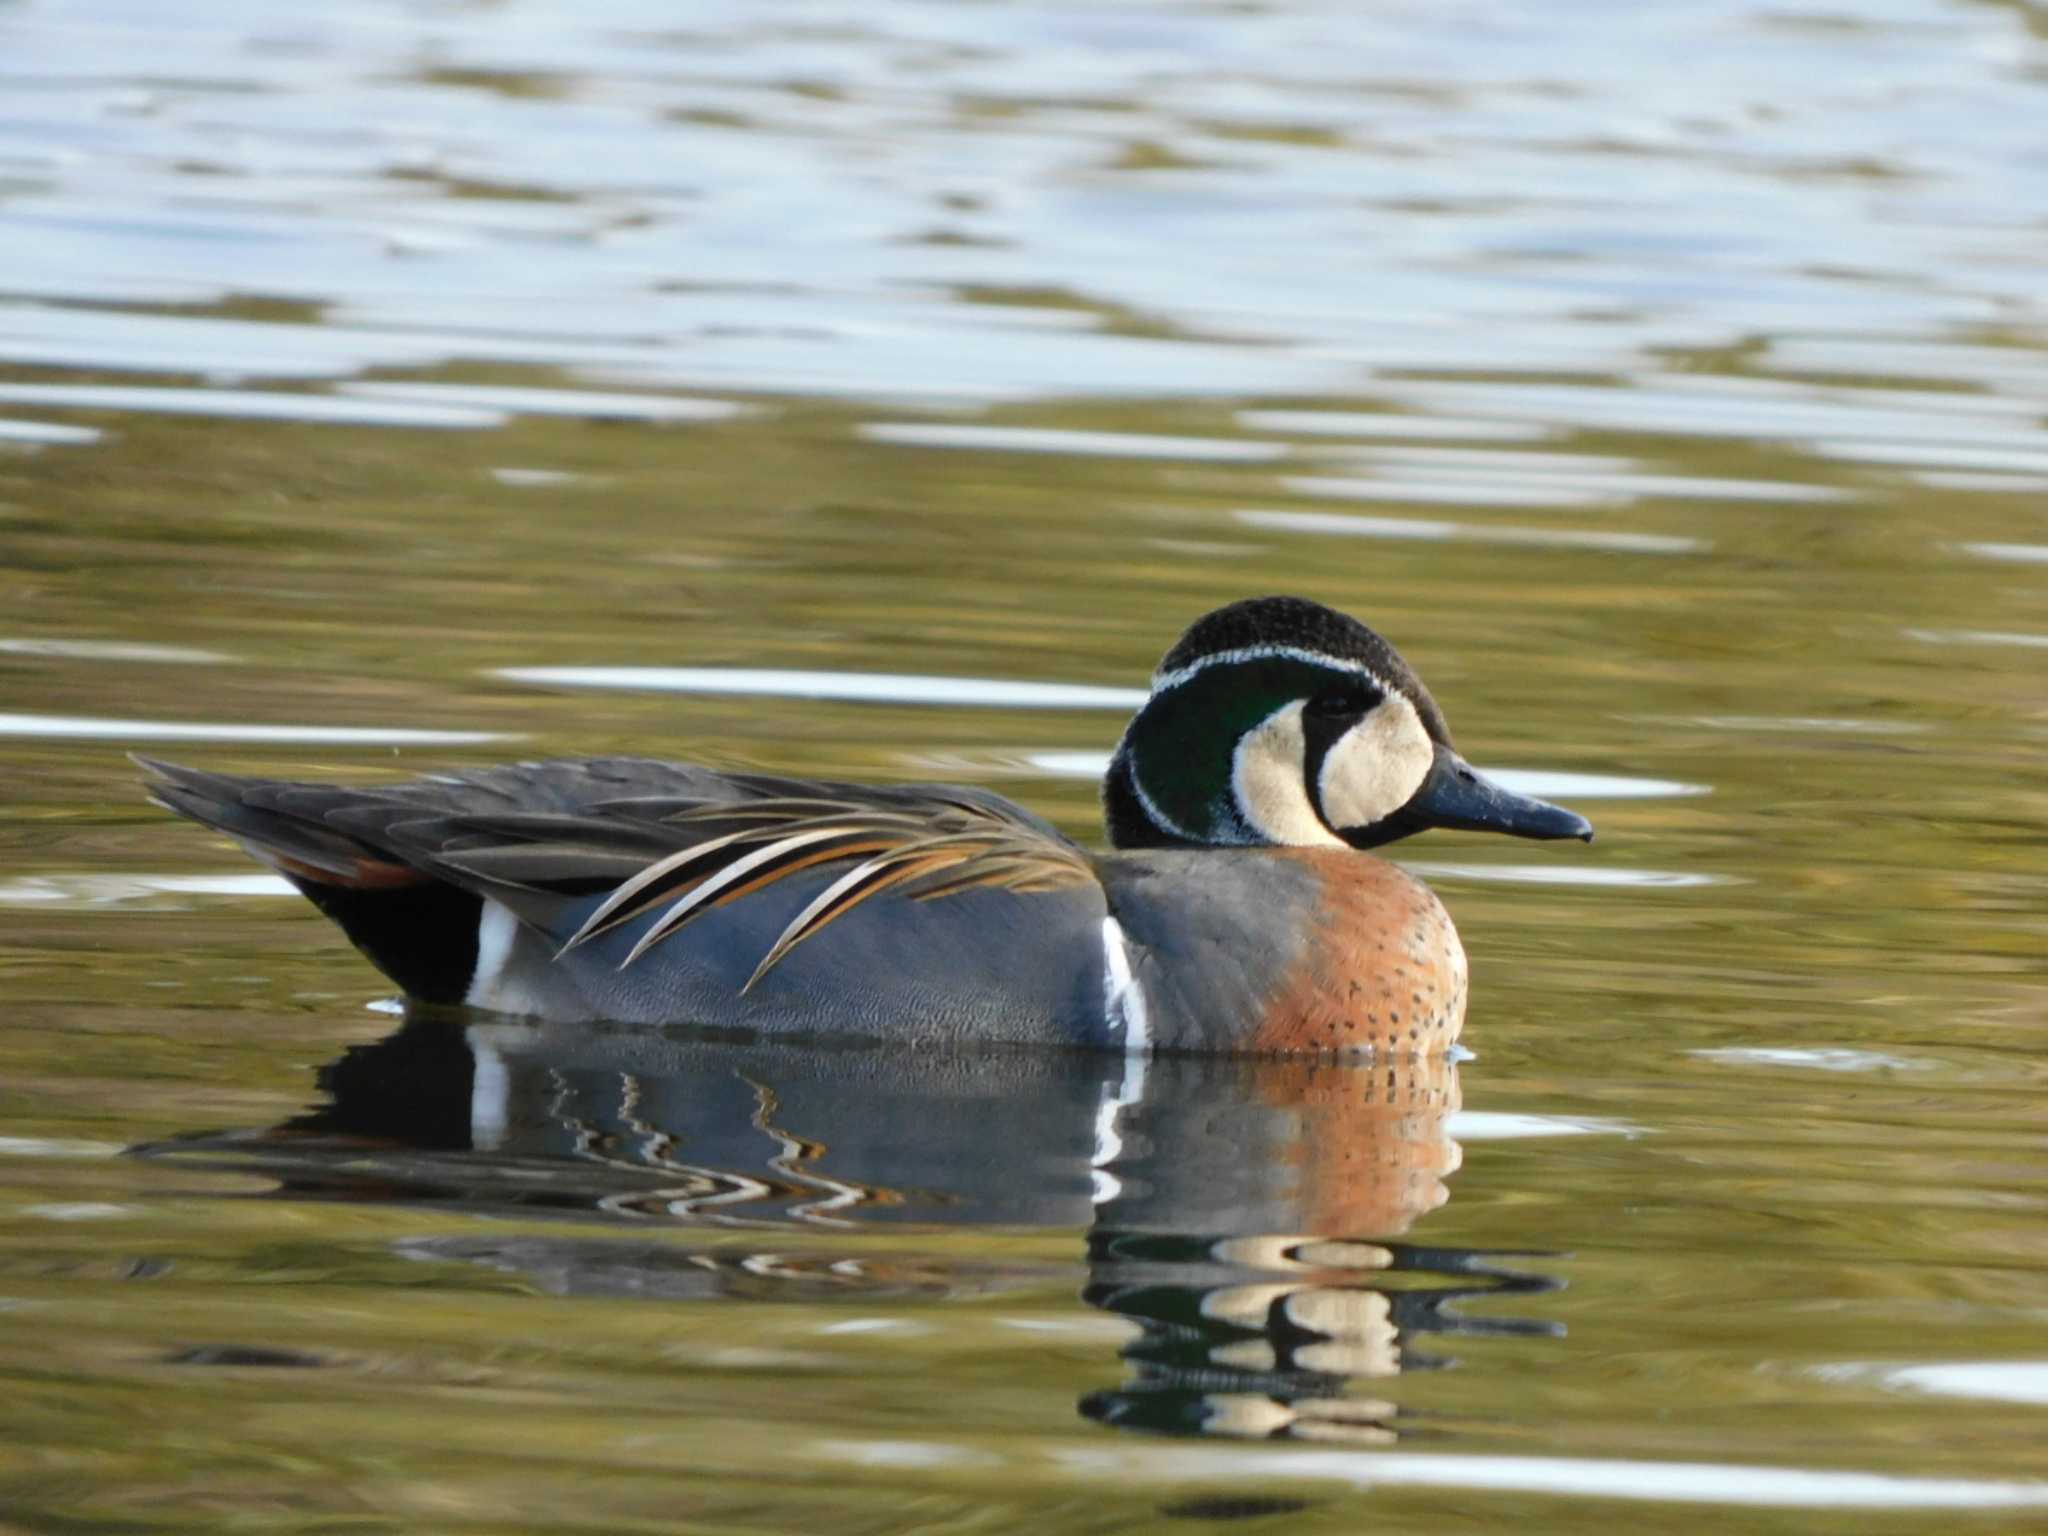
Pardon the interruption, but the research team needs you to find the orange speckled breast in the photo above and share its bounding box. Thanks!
[1250,851,1468,1055]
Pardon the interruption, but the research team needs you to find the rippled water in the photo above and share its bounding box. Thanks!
[5,0,2048,1530]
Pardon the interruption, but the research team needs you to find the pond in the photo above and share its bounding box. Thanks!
[3,1,2048,1531]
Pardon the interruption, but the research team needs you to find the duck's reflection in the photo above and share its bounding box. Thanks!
[136,1012,1562,1442]
[1083,1232,1561,1442]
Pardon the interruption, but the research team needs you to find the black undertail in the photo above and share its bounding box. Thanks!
[285,877,482,1005]
[137,756,483,1004]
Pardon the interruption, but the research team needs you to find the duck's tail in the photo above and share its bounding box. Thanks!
[137,756,485,1003]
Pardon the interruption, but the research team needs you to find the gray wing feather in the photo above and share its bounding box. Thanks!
[140,755,1099,983]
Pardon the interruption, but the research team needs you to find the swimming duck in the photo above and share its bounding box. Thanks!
[142,596,1591,1054]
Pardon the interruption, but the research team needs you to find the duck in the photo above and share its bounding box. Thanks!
[141,595,1591,1054]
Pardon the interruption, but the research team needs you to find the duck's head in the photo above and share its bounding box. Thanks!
[1104,596,1594,852]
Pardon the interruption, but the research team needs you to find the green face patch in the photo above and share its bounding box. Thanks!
[1124,655,1374,842]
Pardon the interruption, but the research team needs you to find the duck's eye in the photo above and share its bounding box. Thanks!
[1305,687,1376,720]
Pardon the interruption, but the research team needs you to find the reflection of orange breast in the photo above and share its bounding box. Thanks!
[1250,851,1469,1057]
[1252,1052,1462,1237]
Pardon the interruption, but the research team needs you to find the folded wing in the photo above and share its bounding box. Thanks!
[140,756,1098,991]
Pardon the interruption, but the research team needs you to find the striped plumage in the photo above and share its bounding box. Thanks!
[143,597,1592,1054]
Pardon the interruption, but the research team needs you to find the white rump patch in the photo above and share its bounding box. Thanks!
[1231,701,1346,847]
[466,898,521,1008]
[1318,692,1434,832]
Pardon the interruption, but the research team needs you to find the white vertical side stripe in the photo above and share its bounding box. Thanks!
[466,898,520,1007]
[1092,927,1154,1204]
[1101,915,1152,1053]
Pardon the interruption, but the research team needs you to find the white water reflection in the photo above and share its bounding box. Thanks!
[0,712,508,744]
[0,1136,122,1161]
[1400,862,1722,890]
[859,422,1290,462]
[495,666,1148,711]
[1277,476,1625,511]
[1692,1047,1928,1075]
[1867,1364,2048,1408]
[1019,750,1117,779]
[339,382,750,423]
[1906,629,2048,651]
[0,419,101,445]
[1913,471,2048,494]
[1293,455,1842,505]
[1039,1443,2048,1510]
[22,1203,134,1223]
[0,638,228,663]
[1814,439,2048,476]
[0,383,503,429]
[1492,770,1707,801]
[1959,542,2048,566]
[491,467,607,489]
[1241,508,1703,556]
[0,0,2042,428]
[1316,446,1633,476]
[0,873,296,908]
[1369,377,2048,456]
[1236,410,1551,443]
[1762,337,2048,393]
[586,329,1374,404]
[0,300,447,379]
[1447,1112,1644,1141]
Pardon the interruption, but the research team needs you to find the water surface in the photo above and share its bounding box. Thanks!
[4,0,2048,1530]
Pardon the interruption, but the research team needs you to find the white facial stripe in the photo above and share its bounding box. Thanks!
[1318,693,1434,831]
[1151,643,1395,698]
[1231,700,1347,847]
